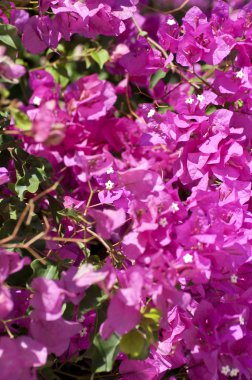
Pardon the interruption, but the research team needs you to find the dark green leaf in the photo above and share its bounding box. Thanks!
[205,104,217,115]
[31,259,60,280]
[63,302,75,321]
[0,23,22,50]
[86,333,120,373]
[46,66,70,88]
[48,195,64,225]
[7,264,32,287]
[58,208,83,222]
[150,69,167,89]
[78,285,108,316]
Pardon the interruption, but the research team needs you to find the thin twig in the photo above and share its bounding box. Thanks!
[131,16,200,90]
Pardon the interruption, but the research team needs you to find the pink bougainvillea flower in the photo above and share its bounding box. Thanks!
[72,263,109,288]
[30,278,66,321]
[0,285,14,320]
[30,99,68,145]
[0,336,47,380]
[64,74,116,120]
[10,9,29,33]
[0,167,9,186]
[30,317,81,356]
[0,46,25,82]
[22,15,61,54]
[88,208,126,239]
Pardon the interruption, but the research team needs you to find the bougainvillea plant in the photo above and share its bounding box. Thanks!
[0,0,252,379]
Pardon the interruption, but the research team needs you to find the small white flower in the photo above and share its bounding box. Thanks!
[167,19,176,26]
[183,253,193,264]
[230,274,238,284]
[80,327,87,337]
[230,368,239,377]
[106,167,114,174]
[33,96,42,106]
[239,315,245,325]
[147,109,155,118]
[170,202,179,213]
[236,70,244,79]
[105,180,114,190]
[197,94,205,102]
[159,217,168,228]
[221,365,231,376]
[185,97,194,104]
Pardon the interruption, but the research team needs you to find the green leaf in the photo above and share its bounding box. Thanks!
[63,302,75,321]
[58,208,84,222]
[38,368,61,380]
[48,195,64,225]
[10,108,32,132]
[78,285,108,316]
[86,333,120,373]
[0,23,22,50]
[84,56,92,69]
[11,148,52,200]
[15,172,40,200]
[31,259,60,280]
[91,49,109,69]
[205,104,217,115]
[142,308,161,325]
[46,66,70,88]
[150,69,167,89]
[120,329,149,359]
[7,264,32,288]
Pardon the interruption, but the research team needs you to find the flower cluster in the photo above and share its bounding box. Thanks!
[1,0,252,379]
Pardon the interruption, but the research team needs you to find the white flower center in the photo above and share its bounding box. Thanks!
[230,368,239,377]
[105,180,114,190]
[185,97,194,104]
[230,274,238,284]
[80,327,87,337]
[106,167,114,174]
[167,19,176,26]
[159,217,168,227]
[170,202,179,213]
[221,365,230,376]
[33,96,42,106]
[236,70,244,79]
[183,253,193,263]
[197,94,205,102]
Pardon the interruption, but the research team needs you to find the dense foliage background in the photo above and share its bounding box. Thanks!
[0,0,252,379]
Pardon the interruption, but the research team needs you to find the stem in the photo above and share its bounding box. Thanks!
[164,0,190,14]
[84,180,94,216]
[86,228,111,252]
[1,320,14,339]
[144,0,190,14]
[131,16,200,90]
[132,16,168,59]
[125,74,140,119]
[43,236,95,244]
